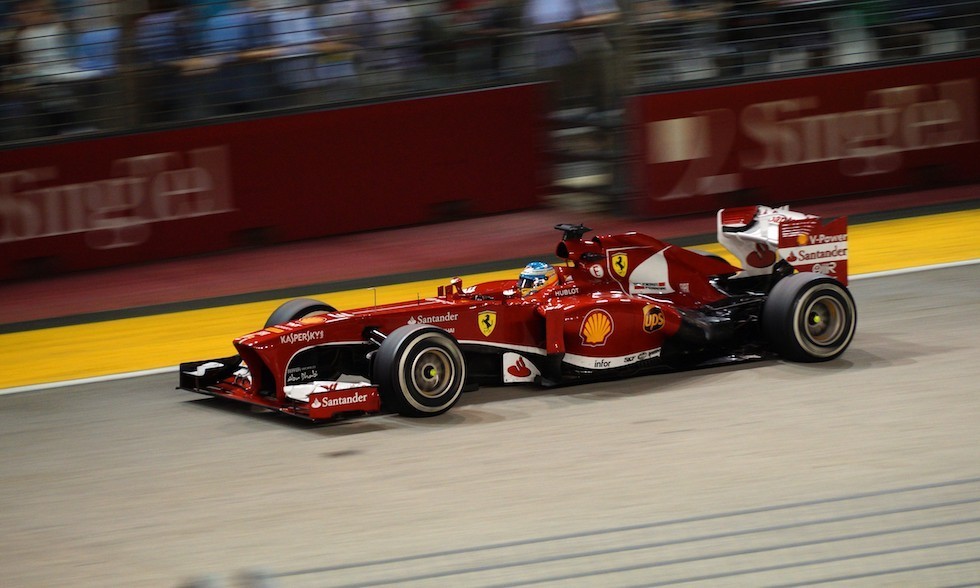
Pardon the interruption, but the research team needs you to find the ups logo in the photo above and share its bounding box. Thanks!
[643,305,665,333]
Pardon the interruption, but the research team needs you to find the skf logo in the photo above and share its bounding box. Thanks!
[580,309,614,346]
[611,253,629,277]
[643,305,665,333]
[478,311,497,337]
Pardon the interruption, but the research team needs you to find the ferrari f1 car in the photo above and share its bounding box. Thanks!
[179,205,855,421]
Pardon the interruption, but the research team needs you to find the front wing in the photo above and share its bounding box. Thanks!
[178,356,382,421]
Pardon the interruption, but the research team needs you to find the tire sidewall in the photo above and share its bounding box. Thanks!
[265,298,337,328]
[374,325,466,417]
[763,273,857,362]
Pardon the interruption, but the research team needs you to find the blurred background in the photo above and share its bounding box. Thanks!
[1,0,979,280]
[3,0,978,138]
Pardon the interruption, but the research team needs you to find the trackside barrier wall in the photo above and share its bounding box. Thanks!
[0,84,546,280]
[631,57,980,217]
[4,58,980,281]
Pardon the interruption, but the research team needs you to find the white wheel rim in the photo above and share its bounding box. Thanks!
[794,287,854,358]
[804,295,845,345]
[411,347,455,399]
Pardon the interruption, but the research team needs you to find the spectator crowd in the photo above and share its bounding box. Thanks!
[2,0,978,143]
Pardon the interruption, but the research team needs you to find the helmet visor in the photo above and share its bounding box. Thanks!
[517,275,540,290]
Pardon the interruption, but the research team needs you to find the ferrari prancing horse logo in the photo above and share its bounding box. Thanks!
[478,311,497,336]
[611,253,628,277]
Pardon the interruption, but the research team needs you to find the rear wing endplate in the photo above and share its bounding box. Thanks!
[718,205,849,284]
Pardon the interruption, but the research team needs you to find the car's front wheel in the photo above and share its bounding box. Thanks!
[264,298,337,328]
[762,273,857,362]
[373,325,466,417]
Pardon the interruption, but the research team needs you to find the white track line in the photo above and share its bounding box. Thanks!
[0,367,175,396]
[2,259,978,397]
[850,258,980,280]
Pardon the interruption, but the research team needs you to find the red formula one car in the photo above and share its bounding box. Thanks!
[179,205,856,421]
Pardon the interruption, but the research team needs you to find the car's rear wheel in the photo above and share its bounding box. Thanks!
[762,273,857,362]
[264,298,337,328]
[373,325,466,417]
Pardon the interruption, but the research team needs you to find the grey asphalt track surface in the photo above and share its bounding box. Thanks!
[2,265,979,587]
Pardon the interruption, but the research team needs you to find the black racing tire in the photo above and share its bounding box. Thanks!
[762,272,857,362]
[373,325,466,417]
[264,298,337,328]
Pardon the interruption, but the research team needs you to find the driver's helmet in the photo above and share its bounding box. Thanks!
[517,261,556,295]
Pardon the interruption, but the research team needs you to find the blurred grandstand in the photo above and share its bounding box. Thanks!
[1,0,978,144]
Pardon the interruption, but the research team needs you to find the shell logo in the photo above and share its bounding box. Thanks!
[797,234,809,246]
[580,309,614,347]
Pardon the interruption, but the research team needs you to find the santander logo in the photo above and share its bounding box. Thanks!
[310,392,368,409]
[503,352,540,382]
[507,356,533,378]
[746,243,777,268]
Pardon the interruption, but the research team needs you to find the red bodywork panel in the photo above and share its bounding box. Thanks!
[180,226,746,421]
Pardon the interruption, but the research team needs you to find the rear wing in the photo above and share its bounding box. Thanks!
[717,205,849,285]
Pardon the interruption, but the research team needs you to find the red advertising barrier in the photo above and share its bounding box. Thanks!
[0,84,546,280]
[632,57,980,217]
